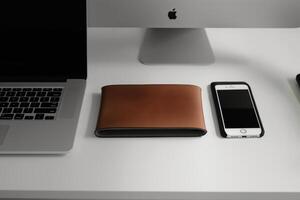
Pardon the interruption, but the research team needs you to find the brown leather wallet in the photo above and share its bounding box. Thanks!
[95,84,207,137]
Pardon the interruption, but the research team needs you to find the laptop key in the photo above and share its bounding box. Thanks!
[47,92,61,97]
[20,97,29,102]
[0,97,9,102]
[0,103,9,107]
[53,88,63,91]
[36,92,46,97]
[9,97,19,102]
[3,108,12,113]
[50,97,60,102]
[23,108,33,113]
[24,115,34,120]
[41,103,58,108]
[16,92,26,96]
[30,103,40,107]
[9,103,19,107]
[40,97,50,102]
[20,103,30,107]
[14,114,24,120]
[45,116,55,120]
[13,108,23,113]
[2,88,11,91]
[33,88,42,91]
[0,114,14,120]
[35,114,44,120]
[43,88,52,91]
[22,88,32,91]
[30,97,39,102]
[34,108,56,113]
[6,92,16,97]
[0,92,5,96]
[26,92,36,97]
[12,88,22,91]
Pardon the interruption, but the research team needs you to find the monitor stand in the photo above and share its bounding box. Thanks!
[138,28,215,65]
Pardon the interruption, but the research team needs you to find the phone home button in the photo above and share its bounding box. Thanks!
[240,129,247,134]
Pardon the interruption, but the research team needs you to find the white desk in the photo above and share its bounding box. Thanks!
[0,28,300,199]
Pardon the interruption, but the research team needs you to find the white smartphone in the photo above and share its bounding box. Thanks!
[211,82,264,138]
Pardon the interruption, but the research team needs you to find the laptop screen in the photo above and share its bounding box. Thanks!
[0,0,87,81]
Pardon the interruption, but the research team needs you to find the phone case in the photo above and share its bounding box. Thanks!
[296,74,300,87]
[210,82,264,138]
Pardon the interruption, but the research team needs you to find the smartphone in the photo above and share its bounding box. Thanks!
[211,82,264,138]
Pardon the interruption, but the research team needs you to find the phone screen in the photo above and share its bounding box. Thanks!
[217,90,260,128]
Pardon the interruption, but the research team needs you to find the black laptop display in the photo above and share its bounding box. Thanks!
[0,0,87,81]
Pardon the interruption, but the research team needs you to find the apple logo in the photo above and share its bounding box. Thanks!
[168,8,177,20]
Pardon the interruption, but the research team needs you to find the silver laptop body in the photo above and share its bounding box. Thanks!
[0,0,87,154]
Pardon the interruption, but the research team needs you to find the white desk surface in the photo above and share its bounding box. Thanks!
[1,28,300,200]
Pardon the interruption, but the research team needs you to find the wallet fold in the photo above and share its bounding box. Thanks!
[95,84,207,137]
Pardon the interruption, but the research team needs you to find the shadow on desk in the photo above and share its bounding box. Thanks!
[88,28,143,64]
[288,78,300,105]
[85,93,101,138]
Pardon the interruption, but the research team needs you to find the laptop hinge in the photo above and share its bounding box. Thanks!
[0,76,67,82]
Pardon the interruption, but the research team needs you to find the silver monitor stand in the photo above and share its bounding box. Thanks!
[139,28,214,65]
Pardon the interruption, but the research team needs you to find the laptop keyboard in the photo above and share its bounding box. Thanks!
[0,87,63,120]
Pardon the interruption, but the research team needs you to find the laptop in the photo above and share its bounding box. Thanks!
[0,0,87,154]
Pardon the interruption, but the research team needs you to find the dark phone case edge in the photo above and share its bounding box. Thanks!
[210,82,264,138]
[296,74,300,87]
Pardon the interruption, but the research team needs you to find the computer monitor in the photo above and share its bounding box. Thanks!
[88,0,300,64]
